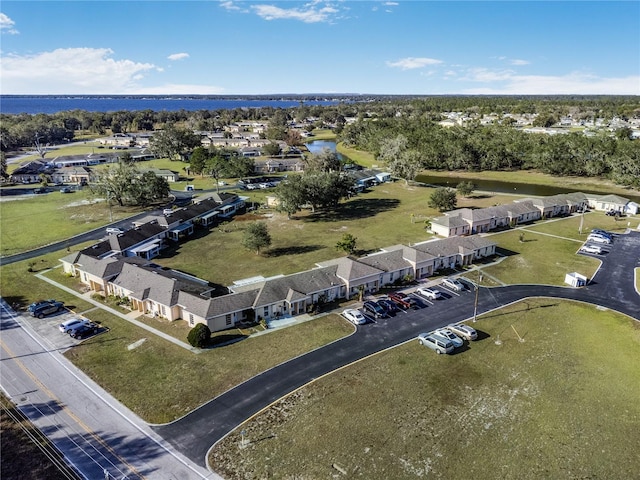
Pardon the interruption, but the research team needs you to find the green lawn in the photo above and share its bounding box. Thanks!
[154,183,522,285]
[522,212,635,240]
[0,188,144,255]
[209,298,640,479]
[480,228,600,286]
[66,310,353,423]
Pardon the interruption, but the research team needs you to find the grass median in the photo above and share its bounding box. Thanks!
[209,298,640,479]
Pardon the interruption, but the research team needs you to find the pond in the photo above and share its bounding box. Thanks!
[305,140,640,203]
[305,140,344,160]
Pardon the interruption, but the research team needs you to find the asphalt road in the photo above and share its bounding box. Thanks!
[154,230,640,467]
[0,299,218,480]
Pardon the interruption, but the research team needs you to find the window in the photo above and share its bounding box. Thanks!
[263,306,268,317]
[225,314,232,326]
[189,314,194,327]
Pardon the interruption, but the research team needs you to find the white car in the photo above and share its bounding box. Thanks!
[442,278,464,292]
[580,244,602,254]
[416,287,443,300]
[435,328,464,348]
[587,235,611,244]
[448,323,478,341]
[343,308,367,325]
[59,318,90,334]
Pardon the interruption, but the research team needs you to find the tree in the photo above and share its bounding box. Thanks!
[274,174,307,218]
[188,146,208,175]
[263,142,281,157]
[205,154,229,193]
[132,171,170,206]
[242,222,272,255]
[456,180,476,197]
[92,161,139,206]
[187,323,211,348]
[336,233,357,255]
[304,148,341,173]
[428,187,457,212]
[388,149,421,185]
[149,125,201,160]
[0,152,7,179]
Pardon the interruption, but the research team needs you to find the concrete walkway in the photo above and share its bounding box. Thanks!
[36,270,199,353]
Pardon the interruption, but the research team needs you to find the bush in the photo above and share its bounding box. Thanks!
[187,323,211,348]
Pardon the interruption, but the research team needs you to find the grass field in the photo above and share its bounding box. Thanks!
[64,310,353,423]
[209,298,640,479]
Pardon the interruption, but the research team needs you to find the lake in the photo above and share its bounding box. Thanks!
[0,96,341,114]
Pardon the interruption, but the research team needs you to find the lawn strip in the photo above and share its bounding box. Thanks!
[209,299,640,479]
[64,312,353,423]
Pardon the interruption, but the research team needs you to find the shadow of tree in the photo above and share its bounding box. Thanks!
[267,245,324,257]
[304,198,400,223]
[495,247,519,257]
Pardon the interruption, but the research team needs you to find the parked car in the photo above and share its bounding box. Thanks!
[388,293,412,310]
[69,322,99,339]
[60,187,73,193]
[435,328,464,348]
[28,299,64,318]
[448,323,478,341]
[580,244,603,254]
[362,301,387,318]
[33,187,47,194]
[587,234,611,244]
[377,299,398,316]
[416,287,443,300]
[342,309,367,325]
[417,333,454,355]
[442,278,465,292]
[106,227,125,235]
[59,318,90,334]
[591,229,612,239]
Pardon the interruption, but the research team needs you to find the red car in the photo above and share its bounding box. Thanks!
[388,293,413,310]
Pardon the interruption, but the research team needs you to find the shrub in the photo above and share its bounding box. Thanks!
[187,323,211,348]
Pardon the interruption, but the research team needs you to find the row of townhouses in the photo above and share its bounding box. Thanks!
[431,192,638,237]
[60,231,497,333]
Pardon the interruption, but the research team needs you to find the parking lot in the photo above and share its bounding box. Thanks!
[17,306,104,351]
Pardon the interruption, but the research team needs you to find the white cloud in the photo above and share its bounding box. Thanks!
[0,13,19,34]
[387,57,443,70]
[219,1,244,12]
[168,52,189,61]
[0,47,159,94]
[252,3,339,23]
[460,69,640,95]
[384,2,399,5]
[510,59,530,66]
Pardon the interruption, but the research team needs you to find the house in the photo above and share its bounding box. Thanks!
[316,257,384,297]
[9,160,48,184]
[430,214,471,237]
[140,168,179,183]
[586,193,629,214]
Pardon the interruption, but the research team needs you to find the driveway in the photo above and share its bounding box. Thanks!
[154,231,640,467]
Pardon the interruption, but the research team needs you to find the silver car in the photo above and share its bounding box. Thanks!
[417,333,454,354]
[435,328,464,348]
[442,278,464,292]
[448,323,478,341]
[59,318,89,334]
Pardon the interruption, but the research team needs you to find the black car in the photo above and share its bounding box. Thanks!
[28,299,64,318]
[377,299,398,316]
[69,322,99,339]
[362,301,387,318]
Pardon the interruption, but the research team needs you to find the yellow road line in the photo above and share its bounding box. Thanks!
[0,338,145,479]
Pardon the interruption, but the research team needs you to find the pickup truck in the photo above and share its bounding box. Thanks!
[388,293,416,310]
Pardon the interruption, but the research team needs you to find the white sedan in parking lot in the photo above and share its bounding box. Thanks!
[342,308,367,325]
[416,287,443,300]
[580,244,603,254]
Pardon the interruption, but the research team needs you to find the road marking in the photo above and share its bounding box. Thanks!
[0,338,146,479]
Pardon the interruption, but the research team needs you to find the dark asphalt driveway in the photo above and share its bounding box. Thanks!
[153,230,640,467]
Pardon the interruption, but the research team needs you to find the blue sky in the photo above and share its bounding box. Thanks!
[1,1,638,95]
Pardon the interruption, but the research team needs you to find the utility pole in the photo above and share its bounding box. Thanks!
[473,271,483,323]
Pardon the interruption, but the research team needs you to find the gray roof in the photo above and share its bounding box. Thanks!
[357,249,412,273]
[431,214,469,228]
[413,235,496,258]
[179,289,259,319]
[317,257,383,281]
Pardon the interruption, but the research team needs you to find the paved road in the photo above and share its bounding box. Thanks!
[0,299,218,480]
[154,230,640,467]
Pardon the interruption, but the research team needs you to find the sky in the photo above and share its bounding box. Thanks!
[0,1,639,95]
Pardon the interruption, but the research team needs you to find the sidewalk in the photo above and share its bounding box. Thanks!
[36,270,199,353]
